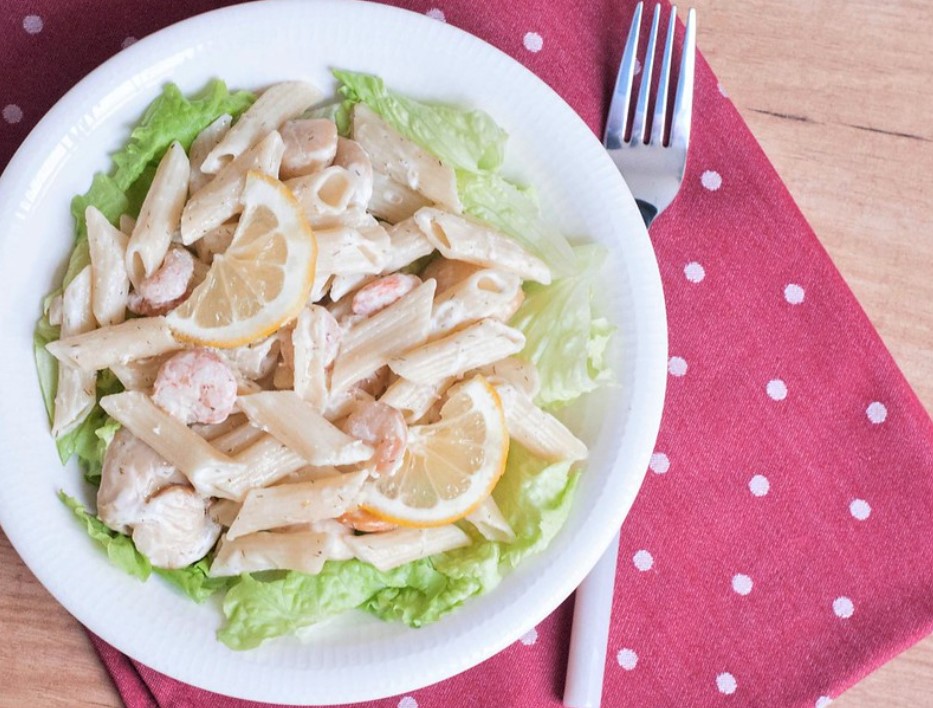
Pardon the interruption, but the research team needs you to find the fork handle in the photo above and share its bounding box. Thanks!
[636,199,657,227]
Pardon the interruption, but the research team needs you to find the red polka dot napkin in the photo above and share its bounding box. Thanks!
[5,1,933,707]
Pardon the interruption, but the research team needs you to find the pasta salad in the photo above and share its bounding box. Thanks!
[35,72,613,649]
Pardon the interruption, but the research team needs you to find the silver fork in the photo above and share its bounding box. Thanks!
[563,4,695,707]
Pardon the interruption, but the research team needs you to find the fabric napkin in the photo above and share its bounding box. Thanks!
[5,0,933,706]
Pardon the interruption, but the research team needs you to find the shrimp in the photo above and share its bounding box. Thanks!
[338,507,398,533]
[280,118,338,179]
[342,400,408,477]
[351,273,421,317]
[127,246,195,316]
[152,348,238,425]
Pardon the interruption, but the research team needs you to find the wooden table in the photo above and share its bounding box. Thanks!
[1,1,931,705]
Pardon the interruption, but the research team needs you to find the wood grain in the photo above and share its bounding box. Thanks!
[1,1,931,706]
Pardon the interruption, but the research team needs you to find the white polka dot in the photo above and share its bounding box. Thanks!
[815,697,832,708]
[684,261,705,283]
[633,550,653,571]
[866,402,887,424]
[784,283,805,305]
[649,452,669,475]
[731,574,753,596]
[833,596,854,619]
[849,499,871,521]
[766,379,787,401]
[2,104,23,124]
[519,627,538,645]
[523,32,543,52]
[398,698,418,708]
[425,8,445,22]
[718,83,728,97]
[701,170,722,191]
[716,672,737,695]
[749,475,770,497]
[634,58,642,75]
[121,36,138,49]
[668,356,688,377]
[616,648,638,670]
[22,15,43,34]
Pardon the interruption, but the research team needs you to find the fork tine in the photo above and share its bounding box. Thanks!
[630,4,661,145]
[670,7,696,151]
[649,7,677,146]
[603,1,644,149]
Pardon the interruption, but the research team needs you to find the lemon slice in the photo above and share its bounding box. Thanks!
[166,171,316,347]
[362,375,509,527]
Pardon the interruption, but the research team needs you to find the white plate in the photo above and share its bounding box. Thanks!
[0,0,667,703]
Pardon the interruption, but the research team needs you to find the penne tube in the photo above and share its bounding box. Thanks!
[209,530,334,577]
[345,525,471,572]
[333,137,373,209]
[99,390,244,499]
[430,268,523,336]
[473,356,540,400]
[382,217,435,273]
[314,221,390,278]
[51,266,97,437]
[181,130,285,245]
[328,272,373,303]
[220,434,308,500]
[210,421,265,456]
[108,352,173,391]
[118,213,136,236]
[192,222,236,264]
[292,306,338,411]
[237,391,374,466]
[368,169,431,223]
[287,165,358,223]
[191,412,249,442]
[188,114,232,194]
[85,206,130,326]
[422,257,482,295]
[331,280,435,393]
[125,141,190,288]
[466,496,516,543]
[379,376,453,423]
[389,318,525,385]
[210,498,242,528]
[493,383,587,462]
[414,207,551,285]
[46,316,181,373]
[200,81,321,174]
[226,470,368,540]
[274,465,342,485]
[352,104,461,212]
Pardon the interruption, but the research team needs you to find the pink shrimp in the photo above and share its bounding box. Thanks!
[342,400,408,477]
[128,246,195,316]
[338,507,398,533]
[152,348,238,425]
[351,273,421,317]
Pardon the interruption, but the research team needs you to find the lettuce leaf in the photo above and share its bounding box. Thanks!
[155,560,233,604]
[333,69,507,173]
[510,244,615,408]
[54,370,123,484]
[59,491,152,580]
[216,446,577,649]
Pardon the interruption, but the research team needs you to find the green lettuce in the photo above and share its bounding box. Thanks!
[333,70,507,173]
[155,560,234,604]
[510,244,615,408]
[217,446,577,649]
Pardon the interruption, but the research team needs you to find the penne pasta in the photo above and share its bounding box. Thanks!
[125,141,190,288]
[51,266,97,437]
[220,434,308,500]
[203,419,264,455]
[331,279,435,393]
[287,165,359,225]
[333,137,373,209]
[209,530,335,577]
[292,306,337,410]
[86,206,130,326]
[109,352,173,391]
[368,169,431,223]
[200,81,321,174]
[118,213,136,236]
[382,217,435,273]
[192,222,236,264]
[99,390,244,499]
[46,316,181,372]
[352,103,461,212]
[280,117,339,179]
[430,268,523,336]
[414,207,551,285]
[466,496,516,543]
[493,383,587,462]
[188,114,232,194]
[314,220,391,278]
[422,257,482,294]
[379,375,453,423]
[180,130,285,245]
[226,470,367,539]
[389,318,525,385]
[192,412,249,442]
[473,356,540,400]
[344,525,471,572]
[237,391,374,466]
[209,498,242,528]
